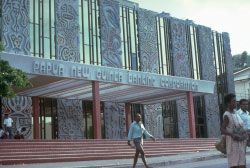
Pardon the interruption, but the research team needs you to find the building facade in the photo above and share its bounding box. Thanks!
[234,67,250,101]
[0,0,234,139]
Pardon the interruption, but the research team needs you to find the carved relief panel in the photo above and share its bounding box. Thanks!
[197,25,220,137]
[99,0,125,139]
[137,8,163,138]
[222,32,235,94]
[99,0,122,67]
[169,18,190,138]
[2,96,32,139]
[55,0,80,62]
[57,99,85,139]
[104,102,126,139]
[1,0,30,55]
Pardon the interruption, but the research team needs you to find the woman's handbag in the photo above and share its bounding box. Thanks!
[215,135,226,154]
[232,125,248,141]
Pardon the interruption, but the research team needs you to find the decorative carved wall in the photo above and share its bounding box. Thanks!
[57,99,84,139]
[137,9,159,73]
[1,0,30,55]
[143,104,163,138]
[222,32,235,94]
[104,102,126,139]
[197,25,220,137]
[55,0,83,139]
[2,96,32,139]
[170,18,190,138]
[175,99,189,138]
[137,8,163,138]
[99,0,125,139]
[55,0,80,62]
[99,0,122,68]
[1,1,31,139]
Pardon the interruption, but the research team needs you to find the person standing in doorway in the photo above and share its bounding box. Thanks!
[127,113,155,168]
[4,114,13,139]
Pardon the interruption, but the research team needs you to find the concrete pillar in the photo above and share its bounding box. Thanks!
[137,8,163,138]
[125,103,132,133]
[186,92,196,138]
[92,81,101,139]
[32,97,40,139]
[170,18,191,138]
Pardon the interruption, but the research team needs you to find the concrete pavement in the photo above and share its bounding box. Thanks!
[0,149,229,168]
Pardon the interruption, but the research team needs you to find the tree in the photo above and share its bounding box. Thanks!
[233,51,250,72]
[0,43,31,98]
[240,51,248,67]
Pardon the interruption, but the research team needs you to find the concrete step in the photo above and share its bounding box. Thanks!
[0,138,218,165]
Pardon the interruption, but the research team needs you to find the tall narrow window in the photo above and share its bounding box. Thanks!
[120,5,139,70]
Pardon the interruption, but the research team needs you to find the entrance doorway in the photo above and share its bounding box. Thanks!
[39,98,58,139]
[162,101,178,138]
[82,101,105,139]
[194,96,207,138]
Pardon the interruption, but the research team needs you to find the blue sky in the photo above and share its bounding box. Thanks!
[132,0,250,55]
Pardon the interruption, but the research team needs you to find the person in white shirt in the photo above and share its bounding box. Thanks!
[127,113,155,168]
[3,114,14,139]
[0,126,5,139]
[236,99,250,131]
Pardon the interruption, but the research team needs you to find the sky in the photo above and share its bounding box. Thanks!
[132,0,250,55]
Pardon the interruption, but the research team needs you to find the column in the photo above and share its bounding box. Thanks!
[125,103,132,133]
[196,25,220,137]
[137,8,163,138]
[222,32,235,94]
[169,18,191,138]
[186,92,196,138]
[100,0,126,139]
[92,81,101,139]
[32,97,40,139]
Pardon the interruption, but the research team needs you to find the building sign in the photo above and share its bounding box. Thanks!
[1,53,215,93]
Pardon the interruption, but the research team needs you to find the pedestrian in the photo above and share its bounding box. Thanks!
[127,113,155,168]
[14,127,26,139]
[236,99,250,130]
[0,126,5,139]
[3,113,14,139]
[221,94,248,168]
[237,99,250,147]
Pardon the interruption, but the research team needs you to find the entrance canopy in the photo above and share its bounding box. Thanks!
[1,53,215,104]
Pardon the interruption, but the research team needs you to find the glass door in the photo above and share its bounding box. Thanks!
[39,98,58,139]
[82,101,105,139]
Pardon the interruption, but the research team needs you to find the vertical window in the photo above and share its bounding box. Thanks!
[120,5,139,70]
[30,0,55,59]
[186,25,200,80]
[79,0,100,65]
[212,31,228,121]
[156,16,173,75]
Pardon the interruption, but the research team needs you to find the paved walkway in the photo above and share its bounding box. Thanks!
[1,149,229,168]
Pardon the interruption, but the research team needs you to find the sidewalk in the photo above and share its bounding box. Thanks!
[0,149,231,168]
